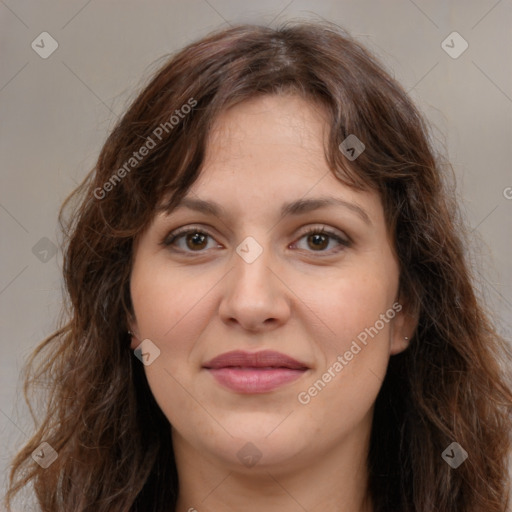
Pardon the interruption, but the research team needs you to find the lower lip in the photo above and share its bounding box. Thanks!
[206,368,307,393]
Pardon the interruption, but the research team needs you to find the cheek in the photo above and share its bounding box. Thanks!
[296,321,391,439]
[294,264,397,414]
[130,258,218,344]
[130,263,220,427]
[299,261,398,350]
[129,261,223,426]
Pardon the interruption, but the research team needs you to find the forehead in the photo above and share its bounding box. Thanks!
[191,94,331,199]
[175,94,382,222]
[204,94,329,164]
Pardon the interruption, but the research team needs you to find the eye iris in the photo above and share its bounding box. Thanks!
[308,233,328,250]
[186,232,207,250]
[178,231,336,251]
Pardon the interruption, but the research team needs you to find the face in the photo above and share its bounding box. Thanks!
[129,94,413,472]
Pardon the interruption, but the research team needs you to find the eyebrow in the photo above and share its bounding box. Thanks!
[163,196,371,225]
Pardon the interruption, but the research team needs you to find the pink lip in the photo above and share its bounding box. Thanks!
[203,350,309,394]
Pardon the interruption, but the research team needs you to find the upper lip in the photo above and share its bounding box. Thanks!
[203,350,309,370]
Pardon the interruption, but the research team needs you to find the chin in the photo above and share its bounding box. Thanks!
[204,419,312,469]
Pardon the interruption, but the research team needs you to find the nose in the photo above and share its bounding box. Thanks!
[218,242,291,333]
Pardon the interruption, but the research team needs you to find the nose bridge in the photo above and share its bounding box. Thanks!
[231,235,275,297]
[218,234,289,330]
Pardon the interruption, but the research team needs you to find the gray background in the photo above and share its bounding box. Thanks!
[1,0,511,503]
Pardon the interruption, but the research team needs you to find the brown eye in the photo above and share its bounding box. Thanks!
[307,233,329,251]
[186,232,208,250]
[292,227,350,255]
[162,228,220,253]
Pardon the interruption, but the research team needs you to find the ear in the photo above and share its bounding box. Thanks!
[389,296,418,355]
[127,314,140,350]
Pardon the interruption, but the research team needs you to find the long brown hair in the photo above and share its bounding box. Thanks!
[5,21,512,512]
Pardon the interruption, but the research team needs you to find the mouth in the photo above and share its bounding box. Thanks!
[203,350,309,394]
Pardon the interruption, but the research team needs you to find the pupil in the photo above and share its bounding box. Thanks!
[184,233,330,251]
[309,234,328,250]
[187,233,207,250]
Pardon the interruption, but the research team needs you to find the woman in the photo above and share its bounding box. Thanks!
[5,21,512,512]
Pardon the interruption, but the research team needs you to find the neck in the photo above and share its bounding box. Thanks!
[173,419,373,512]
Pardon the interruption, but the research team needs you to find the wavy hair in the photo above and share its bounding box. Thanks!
[5,21,512,512]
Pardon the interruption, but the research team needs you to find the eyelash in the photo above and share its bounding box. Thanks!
[161,225,351,256]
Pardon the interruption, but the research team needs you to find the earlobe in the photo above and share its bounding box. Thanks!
[390,297,418,355]
[390,335,411,355]
[128,330,137,350]
[127,316,140,350]
[127,314,140,350]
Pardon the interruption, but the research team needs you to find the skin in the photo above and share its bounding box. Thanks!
[129,94,415,512]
